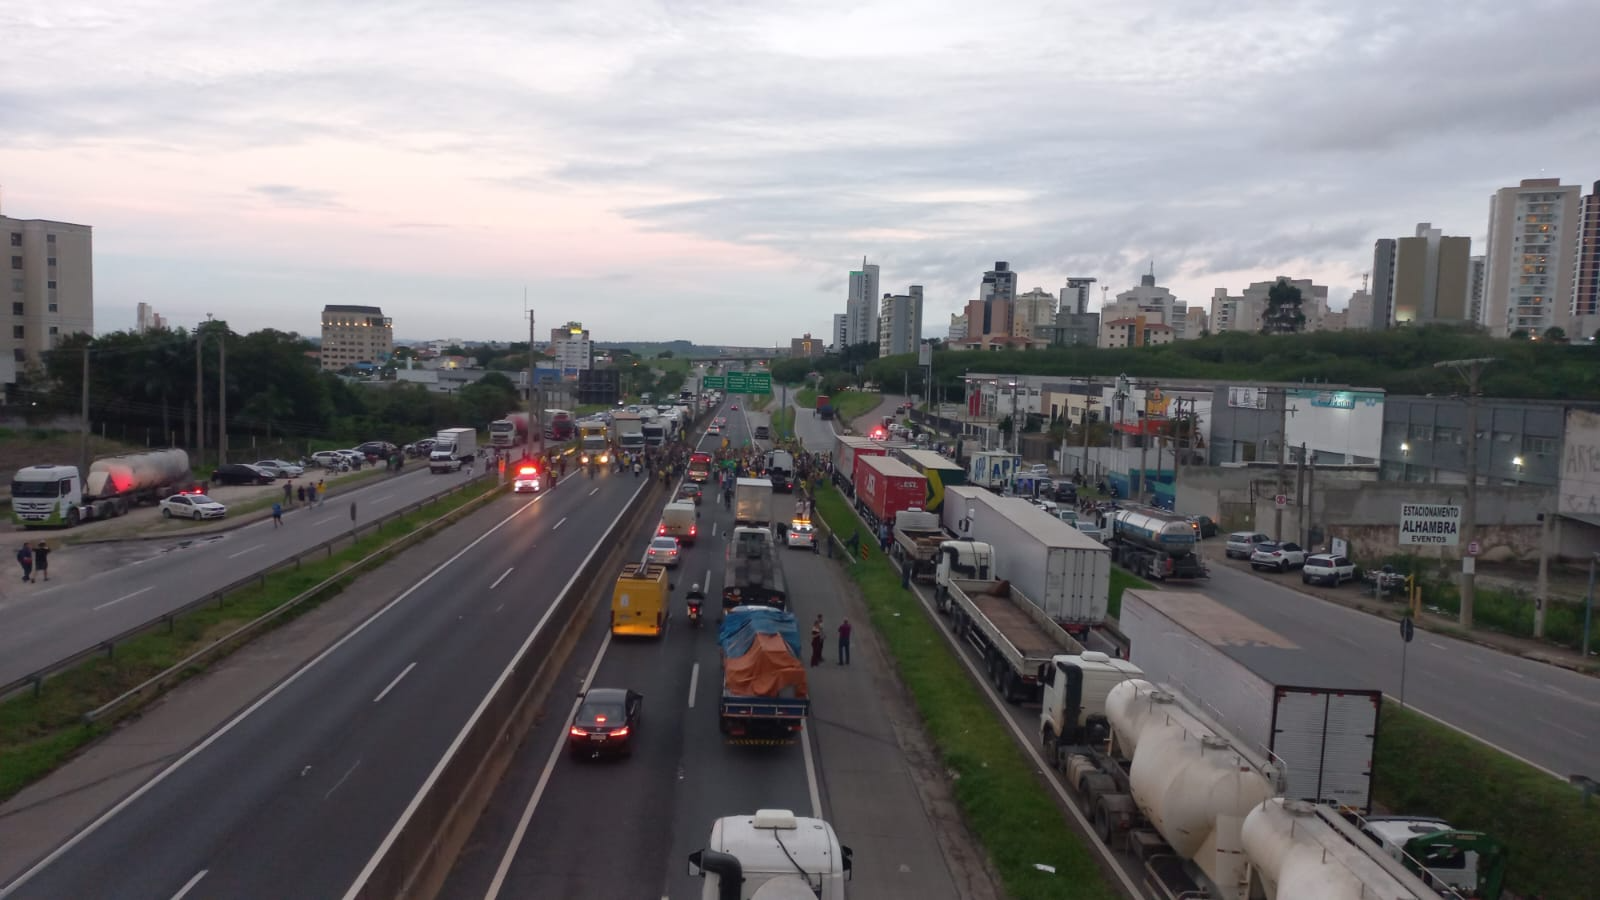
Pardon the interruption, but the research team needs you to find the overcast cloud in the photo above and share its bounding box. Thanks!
[3,0,1598,345]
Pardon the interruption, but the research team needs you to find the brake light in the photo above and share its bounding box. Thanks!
[690,525,697,535]
[569,726,588,737]
[611,727,629,738]
[595,714,607,724]
[658,524,666,535]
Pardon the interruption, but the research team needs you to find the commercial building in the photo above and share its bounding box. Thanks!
[1482,177,1582,337]
[845,259,880,347]
[4,212,94,373]
[1375,223,1472,325]
[548,321,592,374]
[1574,181,1600,340]
[319,304,393,372]
[1345,289,1375,331]
[878,286,924,357]
[135,302,167,333]
[1011,287,1057,338]
[1041,308,1100,347]
[979,261,1017,305]
[1060,278,1097,316]
[953,297,1030,350]
[1370,239,1397,329]
[1381,396,1567,486]
[789,333,826,359]
[831,313,848,352]
[946,312,968,342]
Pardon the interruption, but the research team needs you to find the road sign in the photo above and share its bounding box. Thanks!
[746,371,772,394]
[726,371,747,393]
[701,374,725,389]
[1399,616,1415,643]
[1274,494,1288,509]
[1399,503,1461,546]
[1467,539,1481,556]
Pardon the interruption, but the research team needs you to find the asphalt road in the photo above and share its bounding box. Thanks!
[0,465,493,686]
[442,401,974,900]
[0,467,646,900]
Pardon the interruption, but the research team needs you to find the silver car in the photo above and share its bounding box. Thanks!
[1225,531,1271,559]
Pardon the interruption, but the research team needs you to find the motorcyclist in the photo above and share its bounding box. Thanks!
[686,582,706,626]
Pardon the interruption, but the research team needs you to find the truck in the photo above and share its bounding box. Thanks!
[542,409,575,441]
[941,486,1111,634]
[488,412,530,448]
[734,477,775,528]
[612,412,645,454]
[717,606,809,742]
[851,455,926,532]
[643,419,667,447]
[727,478,785,611]
[816,394,834,420]
[10,449,197,527]
[933,540,1088,703]
[891,509,945,582]
[579,421,610,464]
[831,435,889,497]
[1104,505,1209,581]
[1119,589,1382,813]
[891,448,966,515]
[764,449,795,493]
[429,427,477,473]
[967,450,1021,491]
[687,809,853,900]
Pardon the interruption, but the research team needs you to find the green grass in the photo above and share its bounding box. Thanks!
[769,407,795,441]
[832,391,881,424]
[0,479,501,802]
[1375,701,1599,899]
[812,486,1118,899]
[1107,569,1151,621]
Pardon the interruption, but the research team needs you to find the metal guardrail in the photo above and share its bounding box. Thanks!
[0,471,501,705]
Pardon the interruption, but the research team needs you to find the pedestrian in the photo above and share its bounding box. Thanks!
[33,541,50,582]
[317,479,327,506]
[282,481,293,506]
[296,484,306,504]
[271,502,283,528]
[16,543,34,583]
[838,618,852,665]
[810,622,825,668]
[465,456,475,477]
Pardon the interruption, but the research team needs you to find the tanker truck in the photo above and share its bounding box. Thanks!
[11,449,197,527]
[489,412,531,449]
[1103,505,1209,581]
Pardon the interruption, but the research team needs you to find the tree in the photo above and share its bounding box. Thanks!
[1542,326,1567,342]
[478,371,516,393]
[656,350,675,359]
[1259,279,1306,334]
[1509,329,1531,340]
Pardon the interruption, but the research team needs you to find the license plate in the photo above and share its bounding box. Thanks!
[590,734,607,742]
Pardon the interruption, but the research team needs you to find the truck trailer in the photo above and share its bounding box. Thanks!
[891,447,966,515]
[851,455,927,532]
[11,449,197,527]
[612,412,645,454]
[718,607,809,743]
[891,509,945,582]
[1105,505,1209,581]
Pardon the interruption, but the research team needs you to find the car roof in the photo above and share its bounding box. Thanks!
[651,535,678,545]
[583,687,630,704]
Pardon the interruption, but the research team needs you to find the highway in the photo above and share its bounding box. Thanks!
[0,466,646,899]
[441,400,981,900]
[0,465,497,686]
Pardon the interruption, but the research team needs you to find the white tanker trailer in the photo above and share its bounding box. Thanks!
[11,449,196,527]
[1102,505,1209,580]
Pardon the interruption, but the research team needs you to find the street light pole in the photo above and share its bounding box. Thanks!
[1435,357,1497,628]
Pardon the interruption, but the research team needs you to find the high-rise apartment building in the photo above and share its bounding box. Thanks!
[135,302,167,333]
[1574,181,1600,340]
[1482,177,1581,336]
[878,286,924,357]
[1012,287,1057,338]
[1370,239,1397,328]
[4,213,94,373]
[845,259,880,347]
[319,305,392,371]
[1376,223,1472,324]
[1345,290,1375,331]
[1209,288,1261,334]
[831,313,848,352]
[1061,278,1097,316]
[1243,276,1328,333]
[549,321,592,374]
[1102,273,1192,338]
[947,312,968,342]
[1467,256,1486,326]
[980,261,1017,305]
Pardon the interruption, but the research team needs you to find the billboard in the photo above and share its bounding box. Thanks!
[1560,408,1600,519]
[1228,386,1268,409]
[1399,503,1460,546]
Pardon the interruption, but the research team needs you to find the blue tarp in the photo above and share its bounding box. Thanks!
[719,607,801,659]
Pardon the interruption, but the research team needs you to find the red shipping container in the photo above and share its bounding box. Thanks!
[854,455,928,526]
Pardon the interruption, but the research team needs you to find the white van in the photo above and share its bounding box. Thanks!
[659,501,699,545]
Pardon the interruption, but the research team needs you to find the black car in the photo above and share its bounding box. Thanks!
[1190,516,1219,539]
[356,440,397,460]
[677,483,703,506]
[211,463,274,486]
[568,687,642,759]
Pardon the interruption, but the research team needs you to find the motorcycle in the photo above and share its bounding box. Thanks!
[686,585,705,628]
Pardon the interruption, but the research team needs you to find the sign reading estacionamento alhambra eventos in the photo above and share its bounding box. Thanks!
[1398,503,1461,546]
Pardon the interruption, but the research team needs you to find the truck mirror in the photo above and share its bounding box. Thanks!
[687,850,704,877]
[842,845,853,877]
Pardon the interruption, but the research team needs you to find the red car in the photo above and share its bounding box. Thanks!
[730,404,739,410]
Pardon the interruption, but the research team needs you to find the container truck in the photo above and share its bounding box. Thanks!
[687,809,852,900]
[542,409,575,441]
[717,606,809,742]
[816,394,834,419]
[429,427,478,473]
[891,447,966,515]
[765,449,795,493]
[967,450,1021,491]
[578,421,611,465]
[933,541,1088,703]
[1120,589,1382,813]
[942,487,1111,634]
[612,412,645,454]
[891,509,945,582]
[851,454,926,532]
[1104,505,1209,581]
[726,478,785,612]
[488,412,530,448]
[11,449,197,527]
[831,435,908,497]
[733,477,775,528]
[642,419,666,447]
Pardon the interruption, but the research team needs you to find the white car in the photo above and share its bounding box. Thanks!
[1250,541,1307,572]
[786,521,817,549]
[263,459,305,477]
[706,423,721,435]
[1302,554,1356,586]
[646,536,681,568]
[311,451,350,471]
[160,493,227,520]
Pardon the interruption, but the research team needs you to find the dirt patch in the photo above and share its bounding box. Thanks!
[0,429,145,498]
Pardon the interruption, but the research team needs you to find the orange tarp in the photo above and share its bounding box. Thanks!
[723,632,809,699]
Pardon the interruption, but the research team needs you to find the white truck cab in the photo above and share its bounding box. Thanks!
[688,809,852,900]
[1038,652,1144,749]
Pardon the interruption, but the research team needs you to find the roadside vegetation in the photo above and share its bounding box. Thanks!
[0,428,143,497]
[1376,701,1598,899]
[768,406,795,441]
[812,486,1118,900]
[795,388,881,425]
[0,479,501,802]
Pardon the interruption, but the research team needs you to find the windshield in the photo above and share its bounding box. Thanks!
[578,702,624,725]
[11,479,63,498]
[188,495,217,504]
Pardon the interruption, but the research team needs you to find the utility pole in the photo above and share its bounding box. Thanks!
[1435,357,1497,628]
[195,327,205,470]
[79,347,90,478]
[217,325,227,464]
[1295,441,1307,546]
[1273,389,1297,539]
[1535,512,1551,638]
[1082,389,1099,482]
[526,304,540,461]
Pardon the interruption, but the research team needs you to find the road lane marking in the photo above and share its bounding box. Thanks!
[1429,641,1447,650]
[373,662,417,703]
[485,629,615,900]
[324,759,362,800]
[0,489,562,899]
[802,711,823,818]
[1535,716,1587,741]
[346,483,645,900]
[552,516,567,530]
[371,494,394,504]
[589,487,599,496]
[94,586,152,611]
[314,515,341,526]
[688,663,699,709]
[170,869,207,900]
[227,543,265,559]
[491,568,514,590]
[711,522,718,537]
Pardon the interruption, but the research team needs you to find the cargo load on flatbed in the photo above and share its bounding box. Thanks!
[718,606,809,742]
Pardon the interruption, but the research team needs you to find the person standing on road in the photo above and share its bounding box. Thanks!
[837,618,851,665]
[32,541,50,582]
[282,481,293,507]
[317,479,327,506]
[271,502,283,528]
[810,617,825,668]
[16,543,34,583]
[296,484,307,505]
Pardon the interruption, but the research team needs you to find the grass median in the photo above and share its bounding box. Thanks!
[813,486,1118,900]
[0,478,502,803]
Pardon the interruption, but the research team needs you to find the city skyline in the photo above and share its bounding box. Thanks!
[4,0,1599,343]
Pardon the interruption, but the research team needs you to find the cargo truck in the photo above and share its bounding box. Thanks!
[733,477,775,528]
[816,394,834,419]
[765,449,795,493]
[612,412,645,454]
[578,421,610,464]
[932,540,1087,703]
[891,509,945,582]
[851,455,927,532]
[726,478,785,612]
[940,486,1110,634]
[967,450,1021,491]
[687,810,852,900]
[717,606,809,742]
[488,412,530,449]
[831,435,909,497]
[1105,505,1209,581]
[891,447,966,515]
[429,427,477,473]
[10,449,197,527]
[642,419,666,447]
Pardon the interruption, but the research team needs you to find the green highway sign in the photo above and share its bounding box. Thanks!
[746,371,772,394]
[726,371,747,393]
[701,375,725,389]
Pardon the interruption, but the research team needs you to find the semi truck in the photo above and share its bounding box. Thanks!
[816,394,834,419]
[579,421,610,465]
[733,477,775,528]
[642,419,666,447]
[10,449,197,527]
[831,435,908,497]
[687,809,852,900]
[967,450,1021,491]
[612,412,645,454]
[429,427,477,473]
[717,606,809,742]
[542,409,575,441]
[765,449,795,493]
[726,479,785,611]
[941,486,1111,634]
[1104,505,1209,581]
[488,412,530,448]
[891,447,966,515]
[851,455,927,532]
[891,509,945,582]
[932,540,1088,703]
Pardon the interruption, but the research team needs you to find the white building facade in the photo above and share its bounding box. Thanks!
[549,322,592,375]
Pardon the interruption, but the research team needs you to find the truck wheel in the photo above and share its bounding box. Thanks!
[66,508,80,527]
[1041,724,1056,754]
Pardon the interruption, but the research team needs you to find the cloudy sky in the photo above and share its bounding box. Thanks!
[5,0,1599,346]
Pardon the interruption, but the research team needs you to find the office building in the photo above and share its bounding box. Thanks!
[790,333,826,359]
[4,212,94,372]
[947,312,968,342]
[549,321,592,374]
[956,295,1018,350]
[980,261,1017,305]
[1012,287,1057,338]
[1375,223,1472,325]
[135,302,167,333]
[1482,177,1581,337]
[1043,308,1099,347]
[1061,278,1097,315]
[1344,290,1375,331]
[1370,239,1397,328]
[319,304,393,372]
[845,259,880,347]
[1574,181,1600,340]
[831,313,848,352]
[878,286,924,357]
